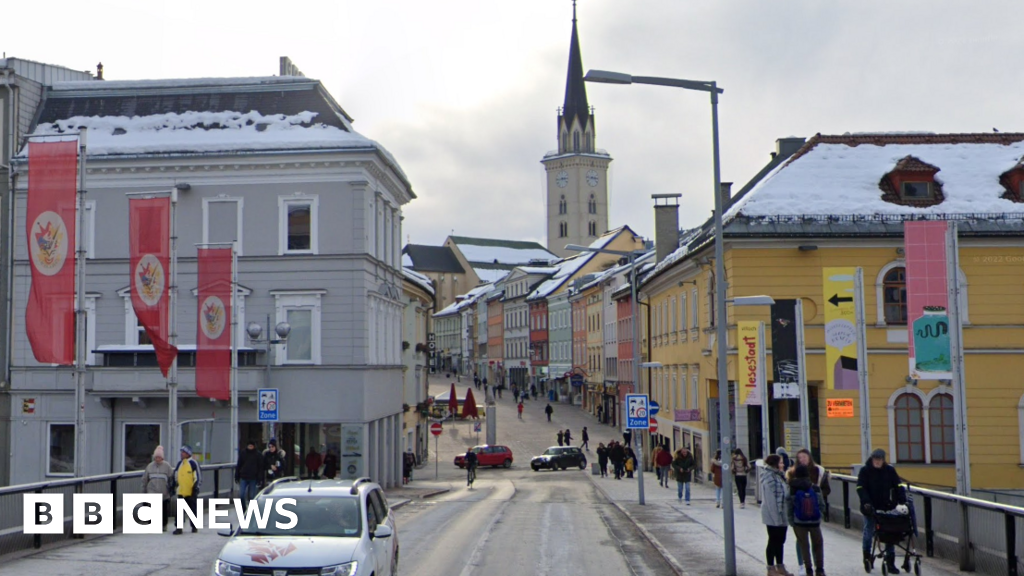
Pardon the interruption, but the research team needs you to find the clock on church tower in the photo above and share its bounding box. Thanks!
[541,6,612,259]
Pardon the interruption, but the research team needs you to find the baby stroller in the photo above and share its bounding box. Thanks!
[866,489,921,575]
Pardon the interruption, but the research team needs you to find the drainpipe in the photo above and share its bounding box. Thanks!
[2,69,15,387]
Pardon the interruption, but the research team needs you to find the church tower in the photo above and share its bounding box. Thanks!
[543,4,612,259]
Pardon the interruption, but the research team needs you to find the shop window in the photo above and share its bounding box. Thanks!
[124,423,161,472]
[928,394,955,463]
[48,423,75,476]
[894,393,924,463]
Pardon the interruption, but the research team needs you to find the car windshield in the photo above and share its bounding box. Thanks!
[238,495,362,538]
[543,448,564,456]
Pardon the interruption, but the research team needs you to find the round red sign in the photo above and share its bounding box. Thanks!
[649,417,658,433]
[430,422,443,436]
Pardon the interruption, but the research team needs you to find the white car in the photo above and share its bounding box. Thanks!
[212,477,398,576]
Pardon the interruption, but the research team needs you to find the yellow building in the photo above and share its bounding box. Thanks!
[641,133,1024,490]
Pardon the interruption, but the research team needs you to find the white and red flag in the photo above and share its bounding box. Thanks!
[26,141,78,365]
[129,197,177,377]
[196,247,232,400]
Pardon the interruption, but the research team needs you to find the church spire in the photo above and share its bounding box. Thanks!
[562,0,591,134]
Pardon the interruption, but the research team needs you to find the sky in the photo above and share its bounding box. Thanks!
[6,1,1024,249]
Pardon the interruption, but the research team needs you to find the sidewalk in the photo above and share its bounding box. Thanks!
[588,465,963,576]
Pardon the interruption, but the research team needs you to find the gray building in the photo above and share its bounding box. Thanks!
[4,69,413,486]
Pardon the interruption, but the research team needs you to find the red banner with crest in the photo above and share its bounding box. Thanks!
[129,197,177,377]
[196,247,232,400]
[26,141,78,365]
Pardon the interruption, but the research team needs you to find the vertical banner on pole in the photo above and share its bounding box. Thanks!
[904,221,952,380]
[129,197,177,376]
[196,247,232,400]
[854,268,872,462]
[769,300,800,400]
[737,321,762,405]
[26,141,78,364]
[823,267,859,390]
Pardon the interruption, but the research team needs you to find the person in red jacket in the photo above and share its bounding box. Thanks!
[305,447,323,479]
[655,444,674,487]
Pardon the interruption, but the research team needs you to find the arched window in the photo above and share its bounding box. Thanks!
[585,132,591,152]
[894,393,924,463]
[929,394,955,463]
[559,221,568,238]
[562,131,569,152]
[883,267,908,325]
[573,131,580,152]
[588,194,596,214]
[588,221,596,236]
[559,195,567,215]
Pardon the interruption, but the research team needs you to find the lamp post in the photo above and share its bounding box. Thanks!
[567,243,647,505]
[246,316,291,439]
[583,69,734,575]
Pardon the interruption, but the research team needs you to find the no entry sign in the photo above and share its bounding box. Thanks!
[430,422,443,436]
[649,417,659,433]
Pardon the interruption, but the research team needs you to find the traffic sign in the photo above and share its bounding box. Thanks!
[648,400,660,416]
[258,389,279,421]
[649,417,658,433]
[430,422,443,436]
[473,421,482,433]
[625,394,650,430]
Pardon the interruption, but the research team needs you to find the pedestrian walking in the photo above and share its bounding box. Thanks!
[652,445,663,482]
[142,445,174,531]
[235,440,263,512]
[857,449,904,574]
[323,449,339,479]
[581,427,590,451]
[564,429,572,446]
[609,441,626,480]
[557,430,564,446]
[513,387,519,403]
[305,447,323,479]
[711,450,724,507]
[624,446,637,478]
[545,403,554,422]
[531,384,537,399]
[403,448,416,484]
[517,401,524,419]
[787,465,826,576]
[790,449,832,575]
[596,404,604,423]
[760,454,793,576]
[263,438,285,484]
[597,443,609,477]
[671,447,695,504]
[733,448,751,508]
[655,445,673,489]
[170,445,201,535]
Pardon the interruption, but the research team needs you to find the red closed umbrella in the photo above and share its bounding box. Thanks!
[462,388,479,419]
[448,383,458,417]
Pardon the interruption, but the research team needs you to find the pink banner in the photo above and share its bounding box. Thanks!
[904,221,952,380]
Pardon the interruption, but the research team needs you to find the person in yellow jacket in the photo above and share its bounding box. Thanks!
[170,445,202,535]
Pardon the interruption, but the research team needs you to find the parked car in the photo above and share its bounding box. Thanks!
[454,445,514,468]
[212,477,398,576]
[531,446,587,471]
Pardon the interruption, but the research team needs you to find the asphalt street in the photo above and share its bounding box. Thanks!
[396,383,675,576]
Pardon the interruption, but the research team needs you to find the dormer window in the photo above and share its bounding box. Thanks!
[879,156,944,207]
[998,162,1024,203]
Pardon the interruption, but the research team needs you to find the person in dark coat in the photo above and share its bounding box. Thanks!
[609,441,626,480]
[858,449,905,573]
[403,448,416,484]
[263,439,285,484]
[564,429,572,446]
[671,447,696,504]
[596,443,609,477]
[581,427,590,451]
[557,430,564,446]
[787,465,826,576]
[235,440,264,510]
[322,449,339,479]
[545,403,554,421]
[305,447,323,479]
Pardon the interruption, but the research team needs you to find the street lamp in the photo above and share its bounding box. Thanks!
[246,316,291,437]
[583,69,737,575]
[567,243,648,505]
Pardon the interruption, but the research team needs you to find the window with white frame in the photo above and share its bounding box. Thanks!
[875,261,969,325]
[691,289,698,329]
[124,423,161,472]
[690,367,699,410]
[279,195,319,255]
[202,196,243,255]
[274,291,323,364]
[48,423,75,476]
[680,293,687,340]
[680,366,689,409]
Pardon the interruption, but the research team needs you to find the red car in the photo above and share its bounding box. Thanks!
[454,445,514,469]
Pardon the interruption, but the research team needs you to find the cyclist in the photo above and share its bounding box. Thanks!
[465,447,479,488]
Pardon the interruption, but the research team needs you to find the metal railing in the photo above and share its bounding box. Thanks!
[829,473,1024,576]
[0,463,234,557]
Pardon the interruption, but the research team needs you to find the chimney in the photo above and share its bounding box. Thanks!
[776,137,806,159]
[720,182,733,209]
[652,193,682,264]
[96,62,104,80]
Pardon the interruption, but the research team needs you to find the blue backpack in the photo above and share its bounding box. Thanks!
[794,488,821,522]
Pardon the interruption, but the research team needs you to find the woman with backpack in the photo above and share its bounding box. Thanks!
[786,465,826,576]
[760,454,793,576]
[732,448,751,509]
[789,449,832,575]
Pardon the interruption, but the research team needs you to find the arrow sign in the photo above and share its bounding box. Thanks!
[648,400,660,416]
[828,294,853,307]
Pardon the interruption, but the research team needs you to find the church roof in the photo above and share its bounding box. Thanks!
[561,5,590,133]
[402,245,466,274]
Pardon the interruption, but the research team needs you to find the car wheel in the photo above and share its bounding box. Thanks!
[579,459,587,470]
[532,465,540,472]
[559,462,567,471]
[391,553,399,576]
[503,459,512,468]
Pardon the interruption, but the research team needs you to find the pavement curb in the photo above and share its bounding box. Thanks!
[586,473,691,576]
[419,487,451,499]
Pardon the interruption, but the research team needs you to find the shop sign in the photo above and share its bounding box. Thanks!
[674,409,701,422]
[826,398,855,418]
[823,267,859,390]
[738,321,761,405]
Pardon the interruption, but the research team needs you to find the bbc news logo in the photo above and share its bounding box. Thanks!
[23,495,298,534]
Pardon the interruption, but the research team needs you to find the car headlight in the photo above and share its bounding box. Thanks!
[213,560,242,576]
[321,562,358,576]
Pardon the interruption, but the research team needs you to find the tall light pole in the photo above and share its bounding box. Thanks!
[583,69,735,575]
[246,316,291,439]
[567,244,647,505]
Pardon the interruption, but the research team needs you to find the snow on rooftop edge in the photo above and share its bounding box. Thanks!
[50,76,311,91]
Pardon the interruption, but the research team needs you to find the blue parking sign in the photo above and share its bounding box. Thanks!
[258,389,279,421]
[625,394,649,430]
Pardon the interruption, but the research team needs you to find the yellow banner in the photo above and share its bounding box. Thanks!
[823,267,858,390]
[737,321,761,405]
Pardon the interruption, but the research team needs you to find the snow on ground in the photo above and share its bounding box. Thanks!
[727,141,1024,219]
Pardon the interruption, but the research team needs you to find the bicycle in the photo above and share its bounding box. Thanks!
[467,464,477,487]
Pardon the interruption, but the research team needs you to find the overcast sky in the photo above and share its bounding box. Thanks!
[7,1,1024,248]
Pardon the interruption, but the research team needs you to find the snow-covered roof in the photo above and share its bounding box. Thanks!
[402,268,434,296]
[726,133,1024,219]
[473,267,511,284]
[449,236,556,267]
[434,283,494,317]
[50,76,310,91]
[579,250,654,292]
[517,266,559,275]
[527,226,633,301]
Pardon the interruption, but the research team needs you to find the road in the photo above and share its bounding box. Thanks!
[397,383,675,576]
